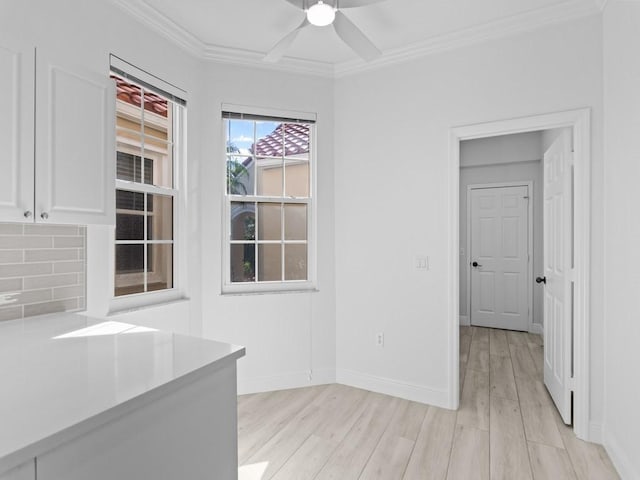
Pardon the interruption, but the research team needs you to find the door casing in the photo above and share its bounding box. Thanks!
[466,182,534,332]
[448,108,591,441]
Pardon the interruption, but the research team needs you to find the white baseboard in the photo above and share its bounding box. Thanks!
[589,421,603,444]
[459,315,470,326]
[237,368,335,395]
[336,368,450,409]
[604,429,639,480]
[529,322,544,336]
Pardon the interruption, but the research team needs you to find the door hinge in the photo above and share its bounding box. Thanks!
[523,196,529,199]
[568,376,576,392]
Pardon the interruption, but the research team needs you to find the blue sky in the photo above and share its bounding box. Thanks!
[226,119,280,154]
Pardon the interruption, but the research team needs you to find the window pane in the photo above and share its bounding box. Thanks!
[258,244,282,282]
[255,121,282,156]
[147,244,173,291]
[283,123,309,160]
[227,156,253,195]
[147,194,173,240]
[230,244,255,282]
[143,145,172,188]
[284,204,307,241]
[142,90,170,140]
[231,202,255,241]
[227,119,254,153]
[285,160,309,198]
[256,158,283,196]
[114,76,142,123]
[116,190,144,211]
[115,244,144,273]
[285,244,307,281]
[117,151,140,183]
[116,214,144,241]
[258,204,281,241]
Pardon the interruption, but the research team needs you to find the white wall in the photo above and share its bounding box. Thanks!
[603,1,640,477]
[334,14,604,419]
[198,63,336,393]
[459,132,543,330]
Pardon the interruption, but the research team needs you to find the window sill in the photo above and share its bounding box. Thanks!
[221,284,319,296]
[107,291,189,316]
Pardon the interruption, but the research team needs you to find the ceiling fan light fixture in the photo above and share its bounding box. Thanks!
[306,1,336,27]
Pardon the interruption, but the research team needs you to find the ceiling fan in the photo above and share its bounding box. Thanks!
[264,0,385,63]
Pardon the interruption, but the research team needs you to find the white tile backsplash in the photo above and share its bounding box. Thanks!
[0,223,86,321]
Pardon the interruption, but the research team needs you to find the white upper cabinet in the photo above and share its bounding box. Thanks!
[35,48,115,225]
[0,43,115,225]
[0,42,35,223]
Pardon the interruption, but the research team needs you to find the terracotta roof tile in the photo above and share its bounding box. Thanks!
[113,76,168,117]
[253,123,309,157]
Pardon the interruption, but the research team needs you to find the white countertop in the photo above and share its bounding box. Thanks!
[0,313,245,473]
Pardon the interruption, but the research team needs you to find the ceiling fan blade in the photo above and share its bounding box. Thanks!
[333,11,381,62]
[264,18,310,62]
[283,0,385,7]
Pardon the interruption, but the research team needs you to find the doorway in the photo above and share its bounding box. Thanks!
[448,109,592,441]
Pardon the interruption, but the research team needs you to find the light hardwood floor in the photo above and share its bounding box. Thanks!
[238,327,619,480]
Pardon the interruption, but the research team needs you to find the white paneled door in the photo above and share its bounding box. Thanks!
[470,185,530,331]
[542,130,573,425]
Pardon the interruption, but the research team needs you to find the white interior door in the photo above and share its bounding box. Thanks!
[470,185,529,331]
[542,130,573,425]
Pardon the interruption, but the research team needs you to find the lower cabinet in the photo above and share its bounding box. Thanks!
[0,461,35,480]
[37,364,239,480]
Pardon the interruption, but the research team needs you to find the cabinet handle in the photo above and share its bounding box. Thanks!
[23,211,32,218]
[40,212,49,220]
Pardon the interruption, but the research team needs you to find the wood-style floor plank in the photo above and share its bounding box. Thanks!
[315,392,400,480]
[489,329,511,357]
[528,442,577,480]
[238,386,327,463]
[403,406,457,480]
[446,425,490,480]
[509,343,538,380]
[460,332,472,364]
[359,400,428,479]
[489,353,518,401]
[457,368,489,431]
[468,337,489,372]
[515,375,564,449]
[271,434,338,480]
[490,395,533,480]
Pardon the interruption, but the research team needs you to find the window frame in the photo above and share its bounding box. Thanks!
[221,108,318,295]
[107,68,188,313]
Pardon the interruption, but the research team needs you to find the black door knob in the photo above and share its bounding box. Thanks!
[472,261,482,267]
[536,276,546,284]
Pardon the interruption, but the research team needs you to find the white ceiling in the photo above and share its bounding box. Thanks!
[114,0,603,75]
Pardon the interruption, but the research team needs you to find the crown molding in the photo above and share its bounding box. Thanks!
[334,0,602,77]
[110,0,205,57]
[111,0,601,80]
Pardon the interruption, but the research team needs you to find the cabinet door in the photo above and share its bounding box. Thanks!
[0,460,35,480]
[0,42,34,223]
[35,49,115,225]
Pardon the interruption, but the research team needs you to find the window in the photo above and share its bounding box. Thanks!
[112,74,182,297]
[223,111,315,292]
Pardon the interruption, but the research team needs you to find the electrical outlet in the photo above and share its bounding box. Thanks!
[376,332,384,347]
